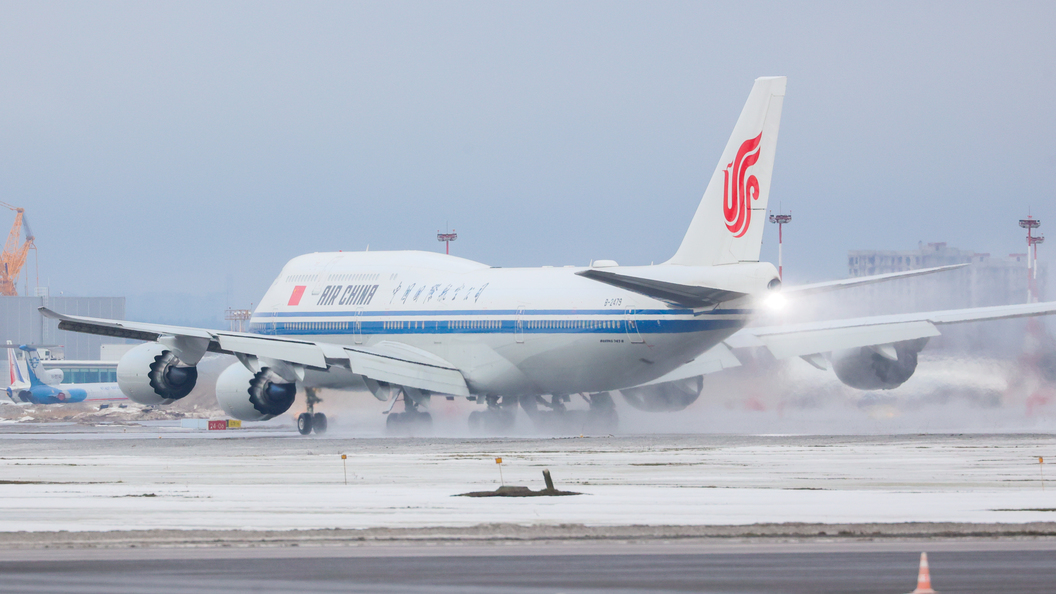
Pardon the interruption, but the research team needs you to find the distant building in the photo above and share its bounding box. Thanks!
[848,242,1042,310]
[0,293,126,360]
[841,242,1047,354]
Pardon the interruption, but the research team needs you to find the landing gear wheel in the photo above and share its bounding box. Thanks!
[385,411,432,434]
[585,392,618,433]
[297,412,313,435]
[312,412,327,435]
[384,388,432,435]
[297,387,325,437]
[468,396,517,433]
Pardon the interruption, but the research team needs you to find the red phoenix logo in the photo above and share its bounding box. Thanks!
[722,133,762,238]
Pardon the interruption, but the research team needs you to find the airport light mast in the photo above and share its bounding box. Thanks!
[225,308,252,332]
[769,209,792,281]
[437,230,457,255]
[1019,215,1043,302]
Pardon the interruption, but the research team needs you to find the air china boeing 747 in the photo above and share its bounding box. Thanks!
[42,76,1056,435]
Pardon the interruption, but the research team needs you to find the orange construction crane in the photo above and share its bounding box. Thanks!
[0,201,35,296]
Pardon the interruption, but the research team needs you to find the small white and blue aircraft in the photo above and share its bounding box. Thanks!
[40,76,1056,434]
[5,343,126,405]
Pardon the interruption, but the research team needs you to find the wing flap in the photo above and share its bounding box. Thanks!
[217,333,327,369]
[344,342,470,397]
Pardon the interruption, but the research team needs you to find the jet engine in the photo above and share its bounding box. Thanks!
[618,376,704,412]
[117,343,199,405]
[214,363,297,421]
[42,368,64,385]
[830,338,929,391]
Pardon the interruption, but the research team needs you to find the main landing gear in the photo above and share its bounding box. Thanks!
[297,387,328,436]
[467,395,517,432]
[518,392,618,433]
[385,388,432,434]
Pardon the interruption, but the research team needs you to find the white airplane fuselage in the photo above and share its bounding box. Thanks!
[248,251,773,397]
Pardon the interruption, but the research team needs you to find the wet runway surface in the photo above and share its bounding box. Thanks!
[3,545,1056,593]
[2,431,1056,530]
[2,428,1055,591]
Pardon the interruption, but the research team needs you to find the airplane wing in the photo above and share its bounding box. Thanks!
[38,308,470,397]
[728,301,1056,361]
[781,264,967,296]
[647,301,1056,384]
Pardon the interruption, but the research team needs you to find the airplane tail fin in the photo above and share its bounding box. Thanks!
[19,346,46,387]
[7,342,30,388]
[7,341,16,387]
[666,76,786,267]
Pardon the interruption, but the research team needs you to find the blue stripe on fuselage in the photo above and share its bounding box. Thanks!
[252,308,753,318]
[248,316,744,337]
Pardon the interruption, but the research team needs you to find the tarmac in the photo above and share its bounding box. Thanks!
[3,541,1056,593]
[1,423,1055,591]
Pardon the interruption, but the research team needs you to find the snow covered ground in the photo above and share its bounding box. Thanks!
[0,430,1053,532]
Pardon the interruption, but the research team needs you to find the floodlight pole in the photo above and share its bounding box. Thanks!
[437,230,458,255]
[1019,215,1043,302]
[769,210,792,281]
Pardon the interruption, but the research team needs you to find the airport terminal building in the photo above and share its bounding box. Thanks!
[0,294,126,361]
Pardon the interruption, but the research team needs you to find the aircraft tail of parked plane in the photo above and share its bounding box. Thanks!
[4,344,126,405]
[7,341,28,390]
[667,76,785,267]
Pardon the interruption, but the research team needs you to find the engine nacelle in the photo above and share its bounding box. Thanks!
[831,338,928,391]
[619,376,704,412]
[215,363,297,421]
[43,368,64,385]
[117,343,199,405]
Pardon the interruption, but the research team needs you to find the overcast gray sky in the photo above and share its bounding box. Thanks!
[1,1,1053,324]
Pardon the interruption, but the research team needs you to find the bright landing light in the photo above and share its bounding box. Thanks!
[764,292,787,311]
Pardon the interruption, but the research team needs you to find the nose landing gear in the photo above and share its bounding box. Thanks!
[297,387,327,436]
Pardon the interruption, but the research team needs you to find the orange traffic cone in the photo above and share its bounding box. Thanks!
[908,552,936,594]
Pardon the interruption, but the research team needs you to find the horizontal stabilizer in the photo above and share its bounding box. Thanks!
[576,269,746,308]
[784,264,968,296]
